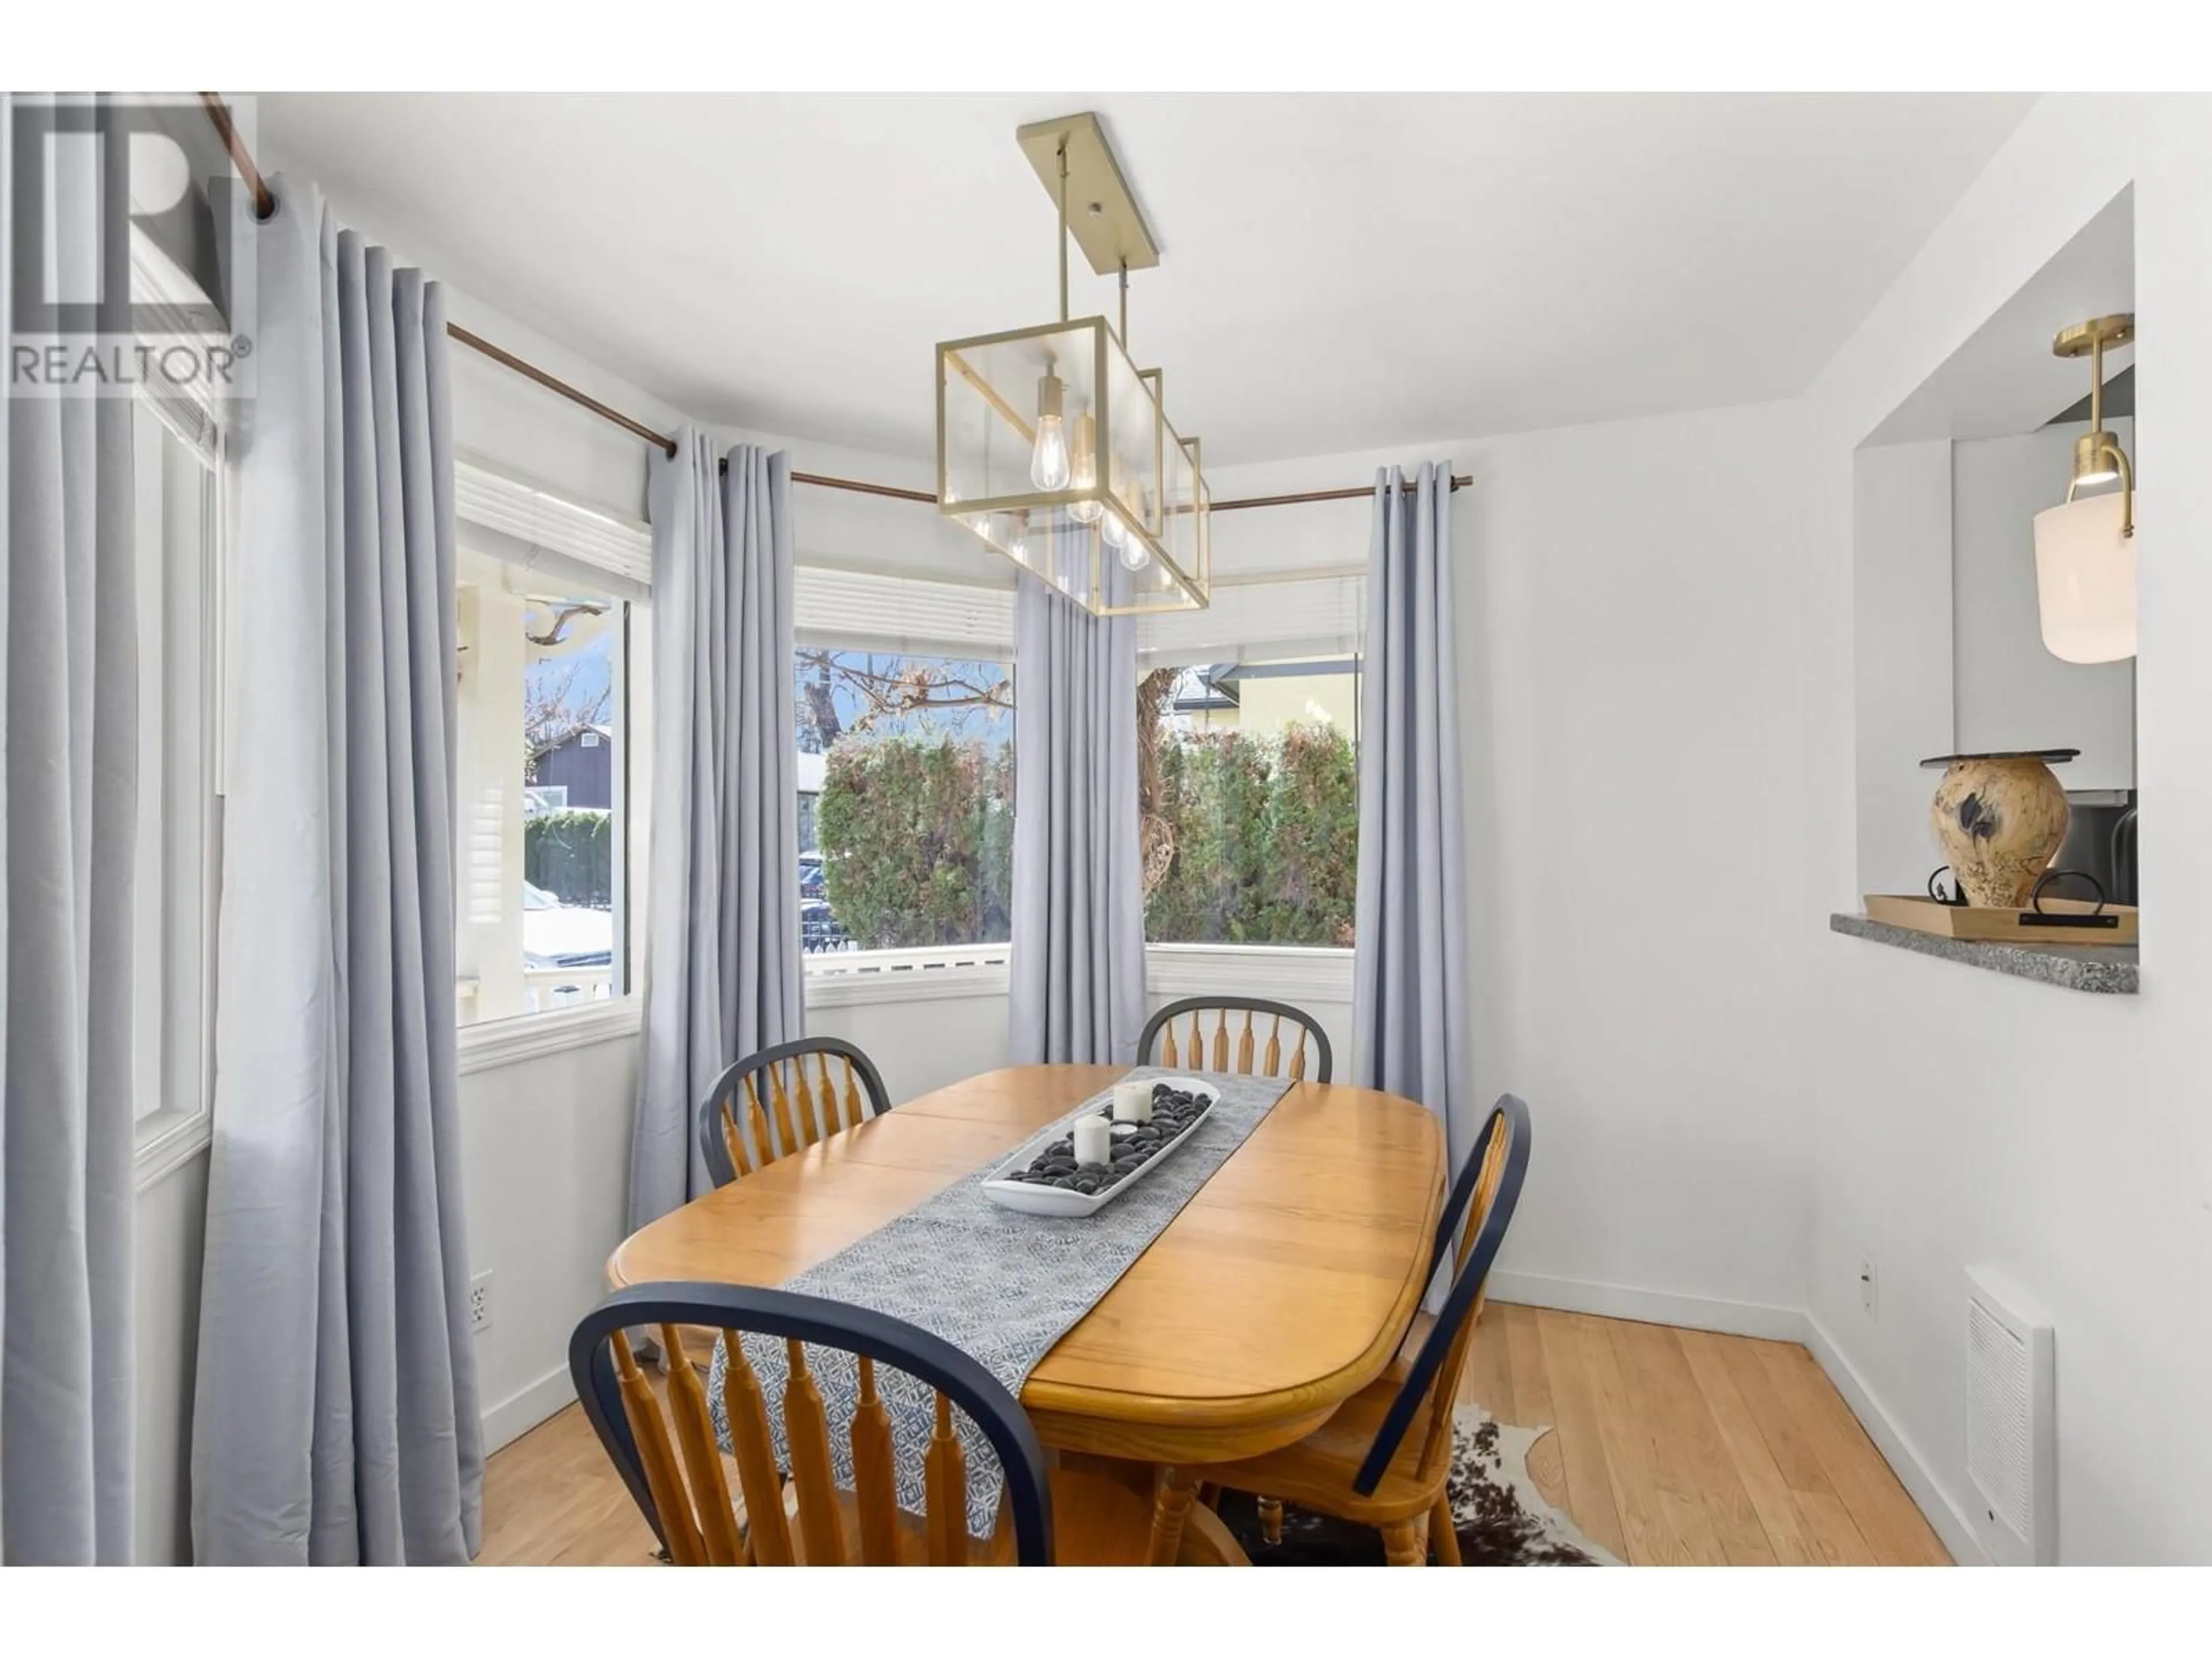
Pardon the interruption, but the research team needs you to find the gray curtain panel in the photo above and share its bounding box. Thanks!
[1354,463,1475,1171]
[191,183,483,1564]
[1,93,139,1565]
[1007,571,1144,1065]
[628,438,801,1229]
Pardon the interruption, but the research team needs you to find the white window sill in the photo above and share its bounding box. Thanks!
[1145,942,1355,1002]
[457,995,644,1075]
[805,945,1010,1009]
[797,943,1357,1010]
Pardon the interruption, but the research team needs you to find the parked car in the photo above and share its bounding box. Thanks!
[521,880,614,968]
[801,896,848,953]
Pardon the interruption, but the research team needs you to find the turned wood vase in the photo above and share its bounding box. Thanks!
[1925,751,2073,908]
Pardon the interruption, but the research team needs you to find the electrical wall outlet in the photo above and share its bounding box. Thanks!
[1857,1255,1879,1320]
[469,1271,494,1335]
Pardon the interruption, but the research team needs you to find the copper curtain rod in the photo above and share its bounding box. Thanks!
[198,93,1471,514]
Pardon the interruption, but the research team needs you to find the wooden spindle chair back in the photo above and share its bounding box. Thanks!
[569,1283,1056,1566]
[698,1037,892,1188]
[1138,996,1334,1084]
[1353,1095,1532,1496]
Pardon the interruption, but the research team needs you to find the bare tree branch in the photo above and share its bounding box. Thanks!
[526,603,609,647]
[795,647,1013,743]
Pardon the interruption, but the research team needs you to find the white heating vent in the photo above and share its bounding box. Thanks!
[1964,1267,2056,1564]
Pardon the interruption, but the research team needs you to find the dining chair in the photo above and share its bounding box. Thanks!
[570,1281,1238,1565]
[1137,995,1333,1084]
[697,1036,892,1188]
[1137,997,1330,1543]
[1162,1094,1532,1566]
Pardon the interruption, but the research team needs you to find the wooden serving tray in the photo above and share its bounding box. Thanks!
[1863,893,2138,945]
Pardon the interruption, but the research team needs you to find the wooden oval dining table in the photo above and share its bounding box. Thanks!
[608,1063,1446,1563]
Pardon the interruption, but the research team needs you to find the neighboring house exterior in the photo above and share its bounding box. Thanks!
[1170,659,1361,734]
[532,723,613,809]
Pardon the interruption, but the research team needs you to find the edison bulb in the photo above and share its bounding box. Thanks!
[1102,510,1150,570]
[1029,415,1070,491]
[1069,415,1103,523]
[1029,372,1071,490]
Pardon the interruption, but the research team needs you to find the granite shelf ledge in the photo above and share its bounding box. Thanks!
[1830,912,2139,995]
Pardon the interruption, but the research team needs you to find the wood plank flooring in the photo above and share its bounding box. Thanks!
[1463,1305,1950,1566]
[474,1304,1949,1566]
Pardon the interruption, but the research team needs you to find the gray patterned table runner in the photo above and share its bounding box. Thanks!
[708,1066,1293,1537]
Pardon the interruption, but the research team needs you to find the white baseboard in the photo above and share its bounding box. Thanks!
[481,1362,576,1455]
[1487,1271,1809,1342]
[1802,1315,1989,1566]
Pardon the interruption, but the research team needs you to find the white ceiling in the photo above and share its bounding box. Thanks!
[1867,186,2133,448]
[259,92,2036,467]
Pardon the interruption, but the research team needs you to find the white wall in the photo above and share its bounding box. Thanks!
[462,1034,642,1450]
[1453,404,1813,1325]
[1853,441,1955,896]
[808,989,1012,1107]
[1210,407,1817,1325]
[1799,93,2212,1563]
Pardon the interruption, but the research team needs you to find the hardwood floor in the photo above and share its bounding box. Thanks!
[478,1391,664,1566]
[475,1304,1949,1566]
[1460,1304,1950,1566]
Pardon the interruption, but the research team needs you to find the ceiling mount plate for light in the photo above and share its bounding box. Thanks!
[2052,313,2134,358]
[1016,112,1160,275]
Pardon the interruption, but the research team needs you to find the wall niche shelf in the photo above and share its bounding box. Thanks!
[1830,912,2138,995]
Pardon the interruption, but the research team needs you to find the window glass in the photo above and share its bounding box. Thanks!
[457,548,629,1022]
[1139,654,1361,946]
[795,646,1013,952]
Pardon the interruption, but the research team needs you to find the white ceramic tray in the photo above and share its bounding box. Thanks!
[980,1077,1222,1218]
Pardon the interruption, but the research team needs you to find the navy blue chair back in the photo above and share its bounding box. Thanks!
[1138,996,1334,1083]
[569,1281,1054,1565]
[697,1036,892,1187]
[1354,1094,1532,1495]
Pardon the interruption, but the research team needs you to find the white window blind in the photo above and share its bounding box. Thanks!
[1137,569,1368,669]
[795,565,1015,660]
[455,453,653,600]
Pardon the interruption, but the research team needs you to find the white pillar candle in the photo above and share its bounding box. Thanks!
[1072,1115,1113,1166]
[1111,1080,1154,1124]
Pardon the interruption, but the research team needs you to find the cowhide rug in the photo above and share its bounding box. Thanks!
[1215,1403,1619,1566]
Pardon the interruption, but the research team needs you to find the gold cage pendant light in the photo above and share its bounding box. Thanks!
[934,112,1211,616]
